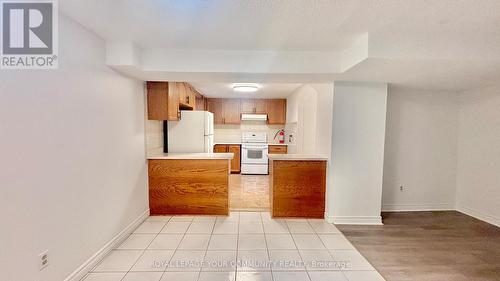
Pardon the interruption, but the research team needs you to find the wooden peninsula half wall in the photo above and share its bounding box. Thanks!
[268,154,328,218]
[147,151,234,215]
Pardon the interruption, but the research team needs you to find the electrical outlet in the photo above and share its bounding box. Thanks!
[39,250,49,270]
[400,185,404,191]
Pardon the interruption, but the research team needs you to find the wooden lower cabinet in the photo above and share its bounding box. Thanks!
[268,145,287,154]
[270,160,326,218]
[214,144,241,173]
[214,144,228,153]
[148,159,229,215]
[228,145,241,173]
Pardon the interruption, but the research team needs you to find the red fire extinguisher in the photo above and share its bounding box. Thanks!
[274,129,285,144]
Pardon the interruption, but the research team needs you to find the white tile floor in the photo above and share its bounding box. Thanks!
[83,212,385,281]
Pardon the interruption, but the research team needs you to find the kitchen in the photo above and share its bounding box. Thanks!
[145,82,330,217]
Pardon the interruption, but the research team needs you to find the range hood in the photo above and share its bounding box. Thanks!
[241,114,268,121]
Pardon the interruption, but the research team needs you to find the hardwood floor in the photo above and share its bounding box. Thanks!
[229,174,269,211]
[338,211,500,281]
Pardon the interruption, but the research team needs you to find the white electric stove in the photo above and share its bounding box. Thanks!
[241,132,268,175]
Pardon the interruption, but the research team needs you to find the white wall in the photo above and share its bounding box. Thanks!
[286,85,318,154]
[328,82,388,224]
[456,85,500,227]
[311,84,334,158]
[285,84,334,156]
[0,14,148,281]
[382,88,458,211]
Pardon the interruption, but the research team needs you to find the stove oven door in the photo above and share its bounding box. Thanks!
[241,144,268,164]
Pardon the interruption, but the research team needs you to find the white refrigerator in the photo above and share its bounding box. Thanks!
[168,111,214,153]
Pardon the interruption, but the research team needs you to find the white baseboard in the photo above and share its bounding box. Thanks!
[326,214,383,225]
[457,205,500,228]
[382,203,454,212]
[64,209,150,281]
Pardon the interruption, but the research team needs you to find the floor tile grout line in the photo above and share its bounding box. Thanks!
[160,217,194,279]
[260,212,275,281]
[99,217,170,281]
[234,211,240,281]
[305,218,345,276]
[154,217,175,281]
[307,219,373,278]
[308,219,378,274]
[89,220,165,277]
[197,215,219,281]
[89,214,363,281]
[290,220,314,281]
[123,217,172,281]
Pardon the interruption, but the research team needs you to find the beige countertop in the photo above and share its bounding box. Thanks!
[147,150,234,160]
[268,154,328,161]
[215,142,290,146]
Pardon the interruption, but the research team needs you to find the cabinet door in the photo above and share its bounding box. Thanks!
[207,98,224,124]
[213,144,228,153]
[254,99,267,114]
[267,99,286,125]
[188,84,196,108]
[195,92,205,111]
[167,83,180,120]
[178,82,188,105]
[268,145,287,154]
[222,99,241,124]
[228,145,241,173]
[147,82,179,121]
[240,99,255,114]
[147,82,168,120]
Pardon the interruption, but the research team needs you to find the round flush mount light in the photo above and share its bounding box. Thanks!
[233,84,260,93]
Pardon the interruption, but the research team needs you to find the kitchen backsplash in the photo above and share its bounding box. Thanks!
[146,120,290,152]
[215,121,284,143]
[145,120,163,153]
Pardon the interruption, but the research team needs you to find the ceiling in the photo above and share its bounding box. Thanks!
[190,83,303,98]
[60,0,500,92]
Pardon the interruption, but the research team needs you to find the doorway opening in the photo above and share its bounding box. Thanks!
[229,174,270,211]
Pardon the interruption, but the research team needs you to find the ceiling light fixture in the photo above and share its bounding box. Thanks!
[233,84,259,93]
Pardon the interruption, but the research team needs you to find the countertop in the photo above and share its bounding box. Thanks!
[147,150,234,160]
[268,154,328,161]
[215,142,290,146]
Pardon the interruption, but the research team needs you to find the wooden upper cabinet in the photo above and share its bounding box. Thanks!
[178,82,188,106]
[207,98,285,124]
[147,82,179,120]
[267,99,287,125]
[222,99,241,124]
[241,99,267,114]
[207,98,224,124]
[178,82,195,109]
[240,99,255,114]
[195,92,205,111]
[188,84,196,108]
[254,99,267,114]
[207,98,240,125]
